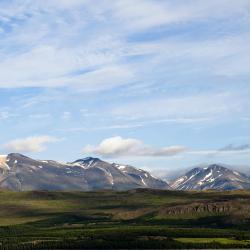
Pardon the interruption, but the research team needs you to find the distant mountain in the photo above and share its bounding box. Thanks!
[1,154,249,191]
[170,164,250,190]
[0,153,170,191]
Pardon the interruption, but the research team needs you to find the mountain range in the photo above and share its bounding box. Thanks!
[0,153,170,191]
[0,153,250,191]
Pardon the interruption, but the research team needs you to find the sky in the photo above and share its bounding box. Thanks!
[0,0,250,178]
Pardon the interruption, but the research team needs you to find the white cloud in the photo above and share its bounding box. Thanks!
[0,0,249,90]
[109,0,250,31]
[69,65,135,91]
[62,111,71,120]
[0,1,133,90]
[28,113,51,119]
[3,135,59,153]
[82,136,187,157]
[111,92,250,124]
[57,123,143,132]
[0,42,133,89]
[0,111,9,120]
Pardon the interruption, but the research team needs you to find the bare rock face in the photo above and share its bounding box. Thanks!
[158,201,234,216]
[0,153,171,191]
[171,164,250,191]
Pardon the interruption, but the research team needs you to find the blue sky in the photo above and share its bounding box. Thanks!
[0,0,250,177]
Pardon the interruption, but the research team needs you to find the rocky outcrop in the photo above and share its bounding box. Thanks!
[158,201,236,216]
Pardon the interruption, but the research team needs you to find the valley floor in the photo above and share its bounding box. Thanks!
[0,189,250,249]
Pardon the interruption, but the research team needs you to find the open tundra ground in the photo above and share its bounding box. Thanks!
[0,189,250,249]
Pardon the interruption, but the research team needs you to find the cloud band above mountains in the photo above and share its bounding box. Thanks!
[82,136,187,157]
[219,144,250,152]
[3,136,59,153]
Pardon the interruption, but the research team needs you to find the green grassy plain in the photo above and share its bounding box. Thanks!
[0,188,249,249]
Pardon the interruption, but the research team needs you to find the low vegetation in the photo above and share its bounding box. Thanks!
[0,188,249,249]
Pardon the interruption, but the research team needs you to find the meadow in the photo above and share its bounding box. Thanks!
[0,188,249,249]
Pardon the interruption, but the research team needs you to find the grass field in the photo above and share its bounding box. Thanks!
[175,237,250,244]
[0,188,249,249]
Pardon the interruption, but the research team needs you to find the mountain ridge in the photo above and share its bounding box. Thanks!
[1,153,250,191]
[0,153,170,191]
[170,163,250,190]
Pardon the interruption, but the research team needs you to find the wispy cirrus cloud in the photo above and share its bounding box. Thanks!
[0,0,249,167]
[111,92,250,124]
[0,0,249,90]
[0,111,10,120]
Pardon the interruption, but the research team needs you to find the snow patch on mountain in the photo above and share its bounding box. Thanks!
[171,164,250,191]
[0,155,10,170]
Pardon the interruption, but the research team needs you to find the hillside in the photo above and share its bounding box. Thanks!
[2,153,250,192]
[0,153,170,191]
[0,189,249,249]
[171,164,250,190]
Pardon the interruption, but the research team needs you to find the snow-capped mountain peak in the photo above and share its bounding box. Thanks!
[70,157,102,168]
[0,154,170,191]
[171,164,250,190]
[113,163,168,189]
